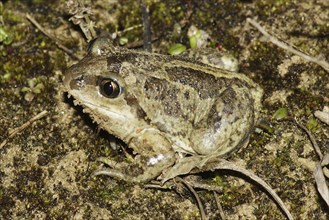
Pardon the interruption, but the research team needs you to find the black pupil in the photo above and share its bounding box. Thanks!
[100,79,120,98]
[103,81,114,94]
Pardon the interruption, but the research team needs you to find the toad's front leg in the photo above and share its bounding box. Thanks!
[94,130,176,183]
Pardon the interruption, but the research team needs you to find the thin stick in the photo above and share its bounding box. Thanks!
[247,18,329,72]
[295,118,323,160]
[26,14,80,60]
[0,110,48,149]
[175,177,207,220]
[213,191,226,220]
[140,1,152,52]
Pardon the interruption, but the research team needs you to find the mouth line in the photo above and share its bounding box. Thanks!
[67,91,136,145]
[68,91,127,122]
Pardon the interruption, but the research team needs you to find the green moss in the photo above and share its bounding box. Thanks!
[0,27,13,45]
[168,43,186,55]
[273,147,293,167]
[32,0,46,4]
[254,0,294,16]
[272,107,289,120]
[306,117,319,133]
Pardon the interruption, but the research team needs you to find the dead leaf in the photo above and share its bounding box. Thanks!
[314,163,329,207]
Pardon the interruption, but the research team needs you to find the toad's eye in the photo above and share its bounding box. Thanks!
[99,78,122,98]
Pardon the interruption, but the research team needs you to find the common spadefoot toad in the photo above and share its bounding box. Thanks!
[64,37,263,183]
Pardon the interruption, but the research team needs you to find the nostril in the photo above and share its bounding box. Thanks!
[69,75,86,90]
[64,73,98,91]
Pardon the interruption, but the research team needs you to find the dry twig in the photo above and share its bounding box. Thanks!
[294,118,323,160]
[247,18,329,72]
[140,1,152,52]
[213,191,226,220]
[26,14,80,60]
[294,118,329,208]
[163,156,294,220]
[175,177,206,220]
[0,110,48,149]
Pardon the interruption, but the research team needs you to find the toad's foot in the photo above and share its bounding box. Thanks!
[94,153,175,183]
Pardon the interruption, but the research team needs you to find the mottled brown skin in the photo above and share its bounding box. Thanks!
[64,37,263,183]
